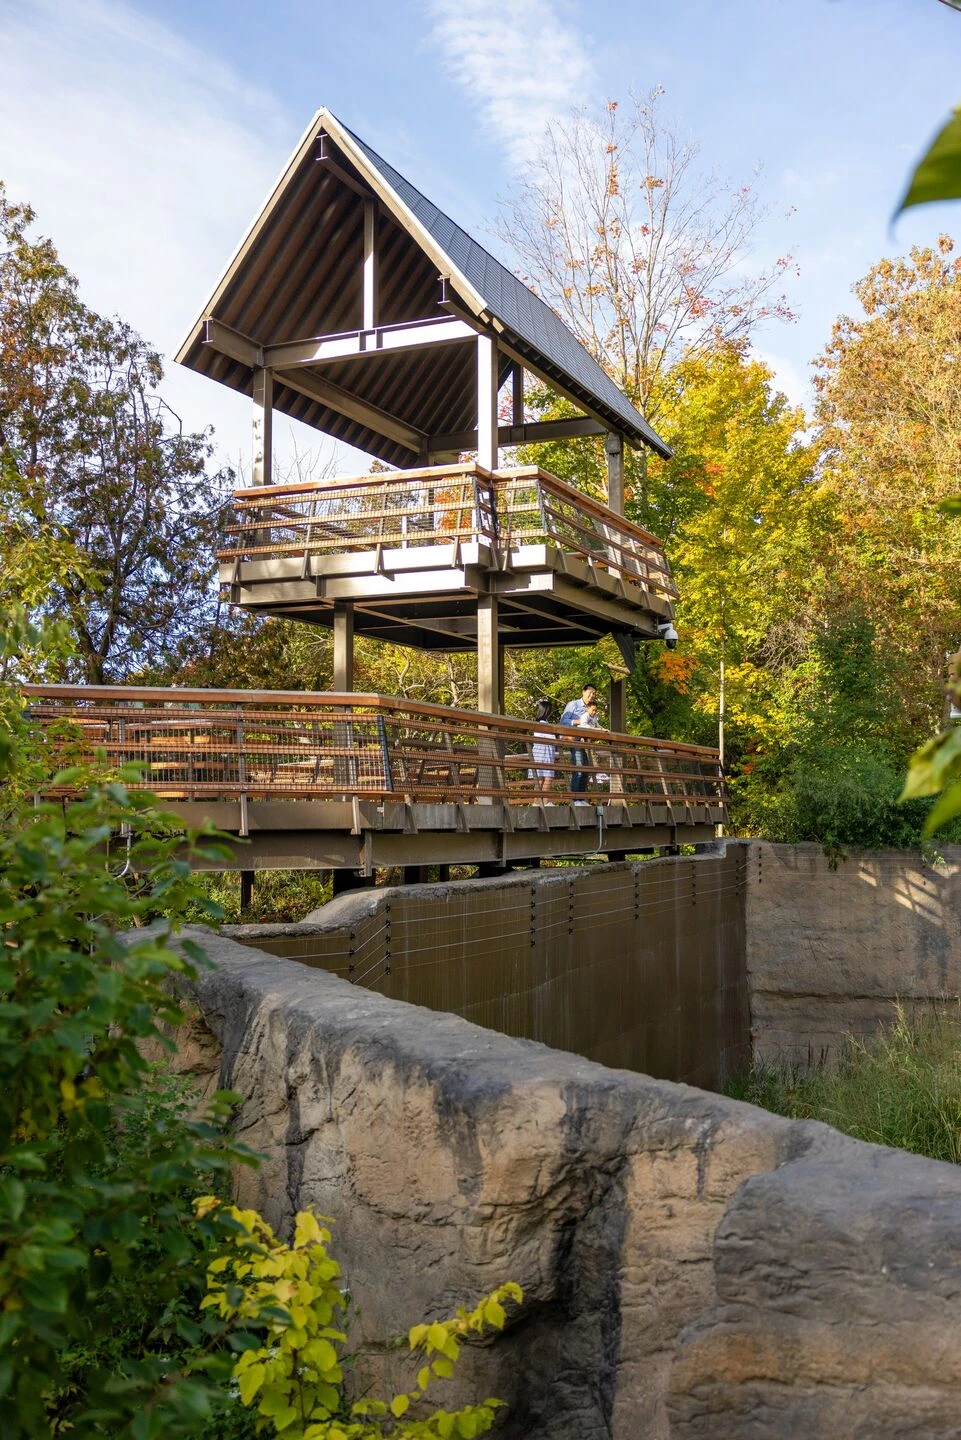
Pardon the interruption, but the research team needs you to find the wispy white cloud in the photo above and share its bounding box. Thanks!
[0,0,347,473]
[425,0,596,168]
[752,347,814,416]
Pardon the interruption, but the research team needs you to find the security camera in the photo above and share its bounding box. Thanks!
[657,620,678,650]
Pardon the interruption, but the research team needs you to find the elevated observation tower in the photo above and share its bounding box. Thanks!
[28,110,724,878]
[175,107,675,723]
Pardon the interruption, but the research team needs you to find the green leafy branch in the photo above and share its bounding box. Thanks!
[199,1200,522,1440]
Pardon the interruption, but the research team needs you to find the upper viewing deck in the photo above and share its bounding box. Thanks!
[219,462,676,650]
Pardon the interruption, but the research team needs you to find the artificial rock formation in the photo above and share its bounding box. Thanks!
[167,928,961,1439]
[746,842,961,1066]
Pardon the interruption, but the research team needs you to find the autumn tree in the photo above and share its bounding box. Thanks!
[0,184,227,682]
[499,88,795,424]
[814,237,961,732]
[647,344,815,762]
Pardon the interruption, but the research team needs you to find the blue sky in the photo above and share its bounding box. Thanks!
[2,0,960,474]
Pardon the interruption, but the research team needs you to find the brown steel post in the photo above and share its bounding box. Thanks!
[606,432,627,732]
[333,601,355,692]
[252,369,273,488]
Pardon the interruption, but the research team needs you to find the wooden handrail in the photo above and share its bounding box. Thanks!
[20,686,721,757]
[23,685,725,813]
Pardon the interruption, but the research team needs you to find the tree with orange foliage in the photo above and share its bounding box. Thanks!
[814,237,961,734]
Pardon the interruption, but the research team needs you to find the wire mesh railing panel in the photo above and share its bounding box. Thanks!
[214,463,679,609]
[217,470,495,563]
[494,471,678,602]
[23,687,725,817]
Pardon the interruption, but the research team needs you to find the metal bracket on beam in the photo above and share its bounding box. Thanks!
[203,318,264,369]
[315,132,373,200]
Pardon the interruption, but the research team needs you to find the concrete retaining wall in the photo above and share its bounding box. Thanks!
[746,841,961,1065]
[224,848,750,1090]
[170,929,961,1440]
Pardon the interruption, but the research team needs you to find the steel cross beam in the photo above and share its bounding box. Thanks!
[264,316,476,370]
[430,416,608,451]
[276,367,426,454]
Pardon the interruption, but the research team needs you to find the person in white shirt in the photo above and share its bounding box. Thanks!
[559,683,597,794]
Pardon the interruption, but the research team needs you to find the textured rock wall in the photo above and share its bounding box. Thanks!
[745,841,961,1065]
[225,850,750,1090]
[173,929,961,1439]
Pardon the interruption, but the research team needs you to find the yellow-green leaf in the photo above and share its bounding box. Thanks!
[924,778,961,836]
[901,726,961,800]
[294,1211,323,1247]
[896,107,961,216]
[237,1362,266,1406]
[390,1393,411,1417]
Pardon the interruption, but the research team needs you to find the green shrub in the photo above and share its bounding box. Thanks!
[730,743,954,853]
[729,1005,961,1163]
[0,765,273,1438]
[183,869,332,925]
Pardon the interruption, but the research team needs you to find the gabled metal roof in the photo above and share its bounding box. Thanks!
[176,108,670,466]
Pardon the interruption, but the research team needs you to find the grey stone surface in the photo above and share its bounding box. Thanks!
[745,842,961,1066]
[168,926,961,1439]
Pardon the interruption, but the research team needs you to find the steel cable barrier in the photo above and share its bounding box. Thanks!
[21,686,724,816]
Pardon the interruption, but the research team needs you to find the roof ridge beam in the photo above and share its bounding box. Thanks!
[315,131,375,200]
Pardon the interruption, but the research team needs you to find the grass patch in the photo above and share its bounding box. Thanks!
[727,1004,961,1164]
[183,869,333,924]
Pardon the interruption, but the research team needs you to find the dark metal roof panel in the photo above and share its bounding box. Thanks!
[344,125,670,458]
[176,109,670,463]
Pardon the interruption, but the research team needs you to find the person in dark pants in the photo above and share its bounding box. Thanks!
[560,682,597,796]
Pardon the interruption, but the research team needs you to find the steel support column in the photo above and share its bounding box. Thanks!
[333,601,355,691]
[605,431,624,515]
[606,432,627,730]
[477,593,501,714]
[252,369,273,487]
[476,334,499,472]
[363,202,377,331]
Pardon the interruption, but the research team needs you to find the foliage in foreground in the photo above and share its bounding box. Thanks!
[0,746,262,1436]
[201,1200,521,1440]
[0,616,520,1437]
[728,1005,961,1164]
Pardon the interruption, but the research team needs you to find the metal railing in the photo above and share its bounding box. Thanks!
[494,468,677,600]
[23,686,723,815]
[217,464,497,563]
[215,463,676,605]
